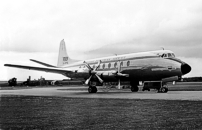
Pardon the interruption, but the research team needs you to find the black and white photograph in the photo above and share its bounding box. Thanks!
[0,0,202,129]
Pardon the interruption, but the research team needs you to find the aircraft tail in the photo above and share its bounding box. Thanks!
[57,39,70,67]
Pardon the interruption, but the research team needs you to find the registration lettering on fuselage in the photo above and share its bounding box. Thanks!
[92,56,126,63]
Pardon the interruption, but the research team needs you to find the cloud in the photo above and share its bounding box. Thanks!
[1,0,202,55]
[1,0,202,79]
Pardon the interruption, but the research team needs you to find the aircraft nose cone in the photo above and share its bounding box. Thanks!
[181,63,191,75]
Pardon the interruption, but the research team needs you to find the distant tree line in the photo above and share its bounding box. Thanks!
[182,77,202,82]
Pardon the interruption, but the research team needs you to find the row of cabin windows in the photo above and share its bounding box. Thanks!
[81,61,130,69]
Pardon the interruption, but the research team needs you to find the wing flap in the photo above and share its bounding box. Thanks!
[4,64,74,74]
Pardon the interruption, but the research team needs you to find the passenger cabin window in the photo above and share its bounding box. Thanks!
[102,63,105,69]
[108,63,111,68]
[127,61,130,67]
[114,62,117,68]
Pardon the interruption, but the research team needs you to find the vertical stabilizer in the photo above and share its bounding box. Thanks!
[57,39,69,67]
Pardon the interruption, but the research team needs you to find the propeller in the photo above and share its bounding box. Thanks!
[116,61,129,89]
[117,61,121,89]
[84,60,103,85]
[116,61,129,77]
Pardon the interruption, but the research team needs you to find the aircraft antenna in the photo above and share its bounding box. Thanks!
[161,47,164,50]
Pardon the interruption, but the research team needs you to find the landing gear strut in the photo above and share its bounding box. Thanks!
[130,81,139,92]
[88,86,98,93]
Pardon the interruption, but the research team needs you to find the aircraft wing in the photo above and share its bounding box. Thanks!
[4,64,74,75]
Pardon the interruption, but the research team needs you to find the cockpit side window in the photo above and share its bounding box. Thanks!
[168,53,172,57]
[171,53,175,57]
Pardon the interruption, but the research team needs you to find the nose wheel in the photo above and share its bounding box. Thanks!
[158,86,168,93]
[88,86,98,93]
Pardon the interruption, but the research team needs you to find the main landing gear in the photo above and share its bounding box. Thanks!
[130,81,139,92]
[88,86,98,93]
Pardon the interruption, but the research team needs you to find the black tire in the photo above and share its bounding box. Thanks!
[88,86,97,93]
[88,87,93,93]
[131,86,139,92]
[93,87,97,93]
[130,81,139,92]
[161,87,168,93]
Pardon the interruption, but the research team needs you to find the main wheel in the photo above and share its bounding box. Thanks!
[130,81,139,92]
[131,86,139,92]
[88,86,97,93]
[88,87,93,93]
[93,87,97,93]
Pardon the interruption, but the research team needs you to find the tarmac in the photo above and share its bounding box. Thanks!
[1,86,202,101]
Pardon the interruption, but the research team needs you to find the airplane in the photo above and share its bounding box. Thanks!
[4,39,191,93]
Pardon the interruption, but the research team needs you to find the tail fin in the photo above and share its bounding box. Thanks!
[57,39,70,67]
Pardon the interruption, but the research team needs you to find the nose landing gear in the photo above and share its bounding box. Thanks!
[158,85,168,93]
[142,81,169,93]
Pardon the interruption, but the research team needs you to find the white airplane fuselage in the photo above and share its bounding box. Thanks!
[59,50,190,82]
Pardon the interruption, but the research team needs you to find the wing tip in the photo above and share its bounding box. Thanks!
[4,64,9,66]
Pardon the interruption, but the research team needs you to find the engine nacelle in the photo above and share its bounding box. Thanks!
[162,76,179,83]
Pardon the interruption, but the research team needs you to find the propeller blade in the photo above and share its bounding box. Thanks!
[85,75,92,85]
[117,61,121,73]
[95,74,103,83]
[94,60,101,71]
[83,61,92,70]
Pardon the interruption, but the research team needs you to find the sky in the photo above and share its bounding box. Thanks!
[1,0,202,81]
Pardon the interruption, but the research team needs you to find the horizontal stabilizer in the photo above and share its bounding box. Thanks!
[30,59,56,67]
[4,64,74,75]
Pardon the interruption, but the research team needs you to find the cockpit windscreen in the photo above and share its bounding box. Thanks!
[161,53,175,58]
